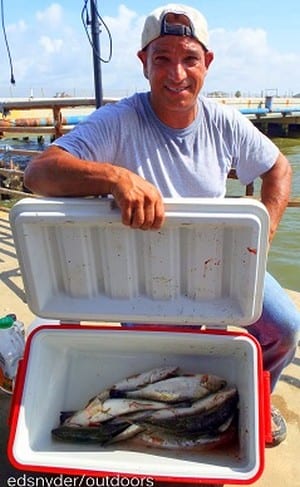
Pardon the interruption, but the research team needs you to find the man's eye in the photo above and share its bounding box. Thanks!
[154,56,169,63]
[185,56,199,64]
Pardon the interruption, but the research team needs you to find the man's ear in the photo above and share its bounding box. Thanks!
[205,50,214,69]
[137,49,148,79]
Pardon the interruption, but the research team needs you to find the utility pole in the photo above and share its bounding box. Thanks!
[90,0,103,108]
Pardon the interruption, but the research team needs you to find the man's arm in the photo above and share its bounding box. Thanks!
[24,145,165,230]
[260,152,292,244]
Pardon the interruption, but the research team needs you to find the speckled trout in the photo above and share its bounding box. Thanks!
[133,386,238,426]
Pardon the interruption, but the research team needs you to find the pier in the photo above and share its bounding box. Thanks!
[216,96,300,136]
[1,95,300,140]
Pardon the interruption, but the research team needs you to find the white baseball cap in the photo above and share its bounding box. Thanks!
[141,4,209,50]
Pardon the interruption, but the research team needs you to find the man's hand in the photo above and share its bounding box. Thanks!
[25,147,165,230]
[111,167,165,230]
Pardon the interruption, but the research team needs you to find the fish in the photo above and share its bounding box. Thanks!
[217,413,235,433]
[105,423,145,444]
[60,366,179,426]
[110,366,179,392]
[63,397,170,426]
[52,422,130,444]
[61,395,106,426]
[60,367,179,424]
[110,374,227,403]
[138,390,239,434]
[59,387,114,425]
[130,422,238,450]
[53,367,239,451]
[132,387,238,427]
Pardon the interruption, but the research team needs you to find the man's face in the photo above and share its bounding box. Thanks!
[138,35,213,128]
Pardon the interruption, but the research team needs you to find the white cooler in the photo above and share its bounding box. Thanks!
[8,197,272,484]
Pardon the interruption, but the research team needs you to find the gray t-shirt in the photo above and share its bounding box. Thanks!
[53,93,279,198]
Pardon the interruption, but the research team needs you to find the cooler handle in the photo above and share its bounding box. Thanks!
[263,370,272,443]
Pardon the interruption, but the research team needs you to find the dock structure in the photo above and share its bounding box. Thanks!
[249,112,300,136]
[215,96,300,136]
[1,96,300,140]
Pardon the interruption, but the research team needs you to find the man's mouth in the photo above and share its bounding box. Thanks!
[166,86,188,93]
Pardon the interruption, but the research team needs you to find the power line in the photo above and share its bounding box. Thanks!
[81,0,113,107]
[0,0,15,84]
[81,0,113,64]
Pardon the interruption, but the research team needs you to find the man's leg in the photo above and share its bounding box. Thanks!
[246,272,299,391]
[245,271,300,446]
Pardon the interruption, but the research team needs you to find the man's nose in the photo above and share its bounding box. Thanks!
[168,62,186,81]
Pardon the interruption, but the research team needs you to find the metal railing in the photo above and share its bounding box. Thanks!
[1,96,300,139]
[0,97,115,139]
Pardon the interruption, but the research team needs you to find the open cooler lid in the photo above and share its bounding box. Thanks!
[10,197,269,326]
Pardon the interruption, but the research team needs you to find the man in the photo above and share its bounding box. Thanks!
[24,4,299,447]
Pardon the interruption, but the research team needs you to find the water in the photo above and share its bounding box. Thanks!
[265,137,300,291]
[1,134,300,291]
[227,135,300,292]
[0,138,48,170]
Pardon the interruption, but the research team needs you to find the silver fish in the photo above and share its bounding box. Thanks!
[139,390,239,434]
[110,366,179,392]
[110,374,226,403]
[64,397,169,426]
[217,413,235,433]
[55,368,238,450]
[106,423,145,444]
[131,423,237,450]
[61,366,179,425]
[133,387,238,426]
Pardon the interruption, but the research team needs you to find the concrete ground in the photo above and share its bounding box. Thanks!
[0,208,299,486]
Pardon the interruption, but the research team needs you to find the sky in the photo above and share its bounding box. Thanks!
[0,0,299,99]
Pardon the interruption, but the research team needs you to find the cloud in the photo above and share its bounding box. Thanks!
[36,3,64,27]
[206,27,300,95]
[39,36,64,54]
[100,5,147,95]
[7,19,28,34]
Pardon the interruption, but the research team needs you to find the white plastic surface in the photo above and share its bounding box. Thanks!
[10,197,269,326]
[12,327,262,481]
